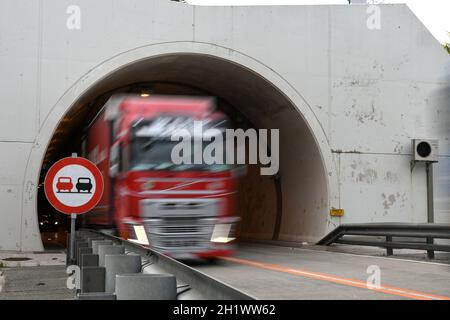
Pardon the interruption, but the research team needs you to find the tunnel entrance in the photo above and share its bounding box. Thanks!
[37,53,329,249]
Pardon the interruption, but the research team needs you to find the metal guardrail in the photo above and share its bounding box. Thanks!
[78,229,255,300]
[317,223,450,259]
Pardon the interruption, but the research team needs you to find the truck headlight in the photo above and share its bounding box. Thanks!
[210,223,236,243]
[124,221,150,246]
[130,225,150,246]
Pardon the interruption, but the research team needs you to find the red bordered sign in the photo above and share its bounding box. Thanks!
[44,157,104,214]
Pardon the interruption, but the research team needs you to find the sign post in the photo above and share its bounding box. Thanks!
[44,154,104,264]
[70,153,77,263]
[70,213,76,262]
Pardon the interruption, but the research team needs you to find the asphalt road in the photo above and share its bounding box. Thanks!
[193,243,450,300]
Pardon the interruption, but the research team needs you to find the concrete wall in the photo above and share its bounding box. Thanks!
[0,1,448,250]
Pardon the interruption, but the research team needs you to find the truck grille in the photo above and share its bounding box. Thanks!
[140,198,217,218]
[140,199,218,253]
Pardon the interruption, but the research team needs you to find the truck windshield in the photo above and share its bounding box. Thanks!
[130,138,232,172]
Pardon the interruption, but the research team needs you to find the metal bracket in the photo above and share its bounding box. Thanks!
[410,160,416,172]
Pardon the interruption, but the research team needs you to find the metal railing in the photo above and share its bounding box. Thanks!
[77,229,255,300]
[317,223,450,259]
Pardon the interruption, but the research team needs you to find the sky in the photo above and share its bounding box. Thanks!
[186,0,450,44]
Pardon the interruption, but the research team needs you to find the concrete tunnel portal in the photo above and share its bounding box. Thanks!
[36,52,329,249]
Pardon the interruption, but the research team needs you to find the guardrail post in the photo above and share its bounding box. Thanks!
[386,236,393,256]
[98,245,125,267]
[104,254,142,293]
[115,274,177,300]
[426,237,435,259]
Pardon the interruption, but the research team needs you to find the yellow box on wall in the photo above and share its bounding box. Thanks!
[330,208,344,217]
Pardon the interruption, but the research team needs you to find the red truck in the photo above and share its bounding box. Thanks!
[82,94,241,260]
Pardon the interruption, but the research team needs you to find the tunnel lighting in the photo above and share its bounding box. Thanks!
[210,224,236,243]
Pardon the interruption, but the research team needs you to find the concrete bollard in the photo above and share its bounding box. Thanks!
[77,231,92,239]
[98,245,125,267]
[87,237,104,247]
[91,240,113,254]
[115,274,177,300]
[77,293,116,300]
[74,241,88,265]
[81,254,99,267]
[105,255,142,293]
[81,266,106,293]
[78,247,93,266]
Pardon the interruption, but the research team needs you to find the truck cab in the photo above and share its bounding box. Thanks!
[84,95,241,260]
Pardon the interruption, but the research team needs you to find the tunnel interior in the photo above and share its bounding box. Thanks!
[37,53,329,248]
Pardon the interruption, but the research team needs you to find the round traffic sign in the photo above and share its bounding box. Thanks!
[44,156,104,214]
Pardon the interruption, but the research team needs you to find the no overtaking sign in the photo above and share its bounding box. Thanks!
[44,156,104,214]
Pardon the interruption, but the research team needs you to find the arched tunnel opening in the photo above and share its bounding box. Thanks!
[37,53,328,250]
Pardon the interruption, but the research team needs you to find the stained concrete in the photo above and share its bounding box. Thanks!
[0,265,75,300]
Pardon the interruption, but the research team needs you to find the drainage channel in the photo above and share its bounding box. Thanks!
[71,229,255,300]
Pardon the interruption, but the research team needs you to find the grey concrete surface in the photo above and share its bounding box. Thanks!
[0,251,66,267]
[115,274,177,300]
[193,243,450,300]
[0,265,75,300]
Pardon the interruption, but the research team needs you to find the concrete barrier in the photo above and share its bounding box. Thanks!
[78,247,93,266]
[74,241,88,264]
[115,274,177,300]
[91,240,113,254]
[77,292,116,300]
[81,254,99,267]
[98,245,125,267]
[81,266,106,293]
[105,254,142,293]
[87,237,104,247]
